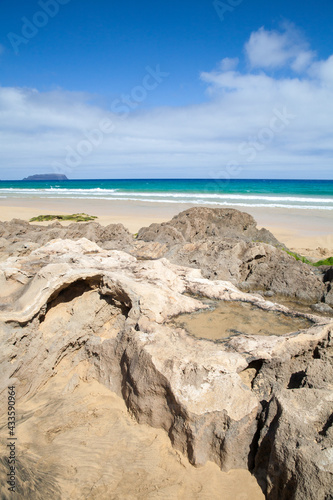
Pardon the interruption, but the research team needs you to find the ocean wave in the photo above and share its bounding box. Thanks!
[89,192,333,203]
[34,195,333,209]
[0,188,332,204]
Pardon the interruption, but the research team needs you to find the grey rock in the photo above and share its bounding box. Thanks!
[138,207,282,246]
[311,302,333,314]
[0,219,134,260]
[324,286,333,306]
[255,390,333,500]
[137,208,326,303]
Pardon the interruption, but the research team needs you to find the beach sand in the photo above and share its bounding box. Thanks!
[0,197,332,258]
[5,355,263,499]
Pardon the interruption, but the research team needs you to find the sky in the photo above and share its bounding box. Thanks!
[0,0,333,180]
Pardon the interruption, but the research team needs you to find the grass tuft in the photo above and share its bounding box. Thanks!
[282,248,333,267]
[312,256,333,267]
[284,249,312,265]
[30,213,98,223]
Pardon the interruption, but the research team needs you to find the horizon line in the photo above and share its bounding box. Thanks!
[1,178,333,182]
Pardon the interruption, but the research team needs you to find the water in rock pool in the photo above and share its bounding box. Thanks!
[169,300,314,340]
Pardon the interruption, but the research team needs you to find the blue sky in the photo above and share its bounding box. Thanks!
[0,0,333,179]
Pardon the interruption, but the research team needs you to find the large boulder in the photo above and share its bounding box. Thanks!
[138,207,282,246]
[138,208,326,304]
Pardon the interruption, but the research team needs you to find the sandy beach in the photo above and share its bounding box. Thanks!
[0,197,332,259]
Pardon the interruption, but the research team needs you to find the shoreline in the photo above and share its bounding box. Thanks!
[0,198,332,259]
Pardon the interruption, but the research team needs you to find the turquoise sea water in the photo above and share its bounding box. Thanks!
[0,179,333,210]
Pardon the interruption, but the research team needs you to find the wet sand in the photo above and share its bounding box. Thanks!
[0,197,332,258]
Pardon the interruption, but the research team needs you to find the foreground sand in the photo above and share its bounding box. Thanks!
[0,198,332,259]
[6,356,263,499]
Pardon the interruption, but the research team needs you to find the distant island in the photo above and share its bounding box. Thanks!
[23,174,68,181]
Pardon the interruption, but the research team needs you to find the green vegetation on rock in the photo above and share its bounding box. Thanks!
[282,248,333,267]
[312,256,333,267]
[284,249,312,265]
[30,213,98,223]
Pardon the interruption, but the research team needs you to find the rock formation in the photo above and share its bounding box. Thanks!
[0,236,332,499]
[0,219,134,260]
[137,207,330,305]
[1,208,331,310]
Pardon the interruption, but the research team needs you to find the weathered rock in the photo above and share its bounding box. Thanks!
[136,208,327,303]
[1,209,329,305]
[248,333,333,500]
[0,219,134,260]
[131,240,168,260]
[311,302,333,314]
[0,238,332,499]
[164,239,324,303]
[324,286,333,307]
[138,207,282,246]
[255,389,333,500]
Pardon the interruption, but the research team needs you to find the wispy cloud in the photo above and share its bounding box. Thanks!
[0,23,332,179]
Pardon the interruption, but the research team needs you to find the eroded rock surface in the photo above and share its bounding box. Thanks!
[1,208,331,307]
[0,238,332,499]
[0,219,133,260]
[137,207,281,246]
[137,208,329,304]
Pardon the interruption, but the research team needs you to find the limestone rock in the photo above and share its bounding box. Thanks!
[0,218,332,499]
[255,389,333,500]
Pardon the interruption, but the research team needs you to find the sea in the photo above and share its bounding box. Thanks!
[0,179,333,211]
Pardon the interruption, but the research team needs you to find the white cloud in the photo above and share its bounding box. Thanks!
[245,24,315,72]
[219,57,239,71]
[309,55,333,86]
[0,25,332,180]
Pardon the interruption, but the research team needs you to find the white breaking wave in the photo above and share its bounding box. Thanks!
[38,196,333,210]
[0,188,332,210]
[0,187,332,203]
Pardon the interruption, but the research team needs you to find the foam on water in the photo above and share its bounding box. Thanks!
[0,179,332,210]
